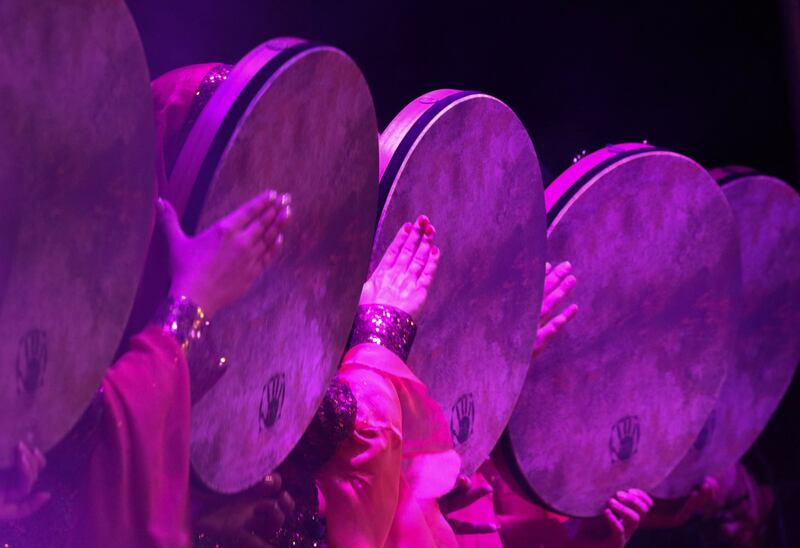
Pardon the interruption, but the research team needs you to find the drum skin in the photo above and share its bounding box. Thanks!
[376,90,547,475]
[507,144,740,517]
[0,0,155,465]
[185,40,378,493]
[655,169,800,498]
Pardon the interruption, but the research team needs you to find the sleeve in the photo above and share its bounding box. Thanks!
[316,343,461,548]
[77,325,192,548]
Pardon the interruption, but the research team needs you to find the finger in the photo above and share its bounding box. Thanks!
[542,261,572,294]
[375,222,413,274]
[156,198,186,246]
[259,207,291,256]
[418,246,440,287]
[608,497,641,526]
[17,443,37,494]
[544,262,552,275]
[393,216,428,270]
[258,233,285,270]
[603,508,625,541]
[540,274,577,321]
[616,490,650,515]
[226,190,281,231]
[408,228,435,278]
[533,304,578,353]
[447,518,499,535]
[33,447,46,471]
[242,202,282,245]
[626,488,654,509]
[278,490,295,515]
[0,491,51,521]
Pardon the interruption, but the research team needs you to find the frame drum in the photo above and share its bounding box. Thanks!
[506,144,740,516]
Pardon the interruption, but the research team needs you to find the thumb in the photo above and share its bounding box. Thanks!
[157,198,186,245]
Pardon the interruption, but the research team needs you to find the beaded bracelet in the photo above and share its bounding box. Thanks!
[152,295,209,352]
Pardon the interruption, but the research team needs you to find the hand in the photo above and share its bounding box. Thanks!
[159,190,290,318]
[641,476,722,529]
[532,261,578,358]
[603,489,653,546]
[0,442,50,521]
[439,474,499,535]
[360,215,439,319]
[194,474,295,548]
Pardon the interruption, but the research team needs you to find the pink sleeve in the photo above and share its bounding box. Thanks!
[78,325,191,548]
[316,343,461,548]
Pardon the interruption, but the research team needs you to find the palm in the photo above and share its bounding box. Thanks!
[360,216,439,319]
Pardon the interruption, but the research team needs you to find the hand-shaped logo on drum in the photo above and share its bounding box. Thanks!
[609,415,640,463]
[450,393,475,446]
[16,330,47,395]
[259,373,286,430]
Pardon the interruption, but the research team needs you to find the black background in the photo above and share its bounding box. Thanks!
[129,0,798,507]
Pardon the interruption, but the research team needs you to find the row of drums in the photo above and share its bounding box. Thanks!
[2,0,799,518]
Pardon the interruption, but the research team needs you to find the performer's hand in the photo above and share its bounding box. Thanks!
[0,442,50,521]
[159,190,290,317]
[532,261,578,358]
[602,489,653,546]
[360,215,439,319]
[439,474,499,535]
[194,474,294,548]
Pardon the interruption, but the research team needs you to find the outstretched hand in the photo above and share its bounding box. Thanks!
[532,261,578,358]
[360,215,439,319]
[0,442,50,521]
[159,190,290,318]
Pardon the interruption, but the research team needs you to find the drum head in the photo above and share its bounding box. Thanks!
[655,170,800,498]
[186,41,378,493]
[0,0,155,464]
[376,90,547,475]
[507,145,739,516]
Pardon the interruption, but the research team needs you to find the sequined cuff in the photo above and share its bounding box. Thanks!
[288,376,357,471]
[349,304,417,362]
[152,295,209,351]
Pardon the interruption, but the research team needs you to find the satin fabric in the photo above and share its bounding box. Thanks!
[76,327,191,547]
[317,343,461,548]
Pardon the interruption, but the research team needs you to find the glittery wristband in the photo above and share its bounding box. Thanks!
[349,304,417,362]
[152,295,209,352]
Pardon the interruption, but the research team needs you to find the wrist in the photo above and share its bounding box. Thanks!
[349,303,417,362]
[152,295,210,351]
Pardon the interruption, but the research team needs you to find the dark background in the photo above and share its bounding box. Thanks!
[129,0,799,515]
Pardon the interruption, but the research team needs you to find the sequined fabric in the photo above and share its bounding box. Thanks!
[272,377,357,548]
[183,64,231,140]
[349,304,417,362]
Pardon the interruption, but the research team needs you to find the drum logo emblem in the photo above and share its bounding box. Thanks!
[259,373,286,430]
[450,393,475,445]
[609,415,640,463]
[693,410,716,452]
[16,330,47,395]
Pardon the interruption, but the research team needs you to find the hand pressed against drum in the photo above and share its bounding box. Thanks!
[158,190,290,318]
[532,261,578,358]
[601,489,654,546]
[0,442,50,521]
[359,215,439,319]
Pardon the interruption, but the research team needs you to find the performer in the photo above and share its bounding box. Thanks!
[442,261,653,548]
[0,87,289,548]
